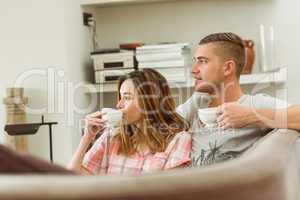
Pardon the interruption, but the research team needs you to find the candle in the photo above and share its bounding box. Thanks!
[270,25,274,41]
[260,24,267,71]
[270,25,274,70]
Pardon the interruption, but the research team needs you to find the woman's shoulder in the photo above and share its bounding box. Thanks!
[164,131,192,159]
[167,131,191,148]
[173,131,191,140]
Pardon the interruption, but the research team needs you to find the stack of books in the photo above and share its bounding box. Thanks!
[136,43,191,83]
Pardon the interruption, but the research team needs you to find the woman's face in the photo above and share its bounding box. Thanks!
[116,79,142,124]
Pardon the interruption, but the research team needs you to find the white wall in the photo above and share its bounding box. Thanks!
[0,0,299,165]
[63,0,96,154]
[0,0,92,165]
[92,0,300,104]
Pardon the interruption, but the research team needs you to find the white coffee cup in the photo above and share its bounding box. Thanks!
[197,107,219,128]
[101,108,123,127]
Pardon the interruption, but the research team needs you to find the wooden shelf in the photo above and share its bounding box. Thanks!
[81,0,180,7]
[84,68,287,93]
[239,67,287,85]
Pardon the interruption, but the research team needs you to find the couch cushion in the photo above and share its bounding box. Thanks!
[0,144,76,175]
[0,129,298,200]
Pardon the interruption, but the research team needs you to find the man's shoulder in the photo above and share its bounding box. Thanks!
[240,93,289,109]
[241,93,274,101]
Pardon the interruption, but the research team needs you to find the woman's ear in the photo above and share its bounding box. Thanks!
[223,59,235,77]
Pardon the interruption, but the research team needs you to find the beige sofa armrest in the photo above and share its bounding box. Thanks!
[0,129,299,200]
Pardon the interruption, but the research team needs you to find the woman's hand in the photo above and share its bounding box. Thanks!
[84,111,107,138]
[69,111,106,172]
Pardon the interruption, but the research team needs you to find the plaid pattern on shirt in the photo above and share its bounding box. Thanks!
[82,128,192,176]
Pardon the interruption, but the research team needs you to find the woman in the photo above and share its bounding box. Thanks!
[69,68,191,175]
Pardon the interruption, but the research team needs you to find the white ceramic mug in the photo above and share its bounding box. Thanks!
[101,108,122,127]
[197,107,219,128]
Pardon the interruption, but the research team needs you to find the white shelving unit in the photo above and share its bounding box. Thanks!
[81,0,180,7]
[239,67,287,85]
[80,1,287,94]
[84,68,287,93]
[84,80,194,93]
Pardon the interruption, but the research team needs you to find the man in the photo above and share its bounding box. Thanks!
[176,32,300,166]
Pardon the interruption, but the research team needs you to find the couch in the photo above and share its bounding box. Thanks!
[0,129,299,200]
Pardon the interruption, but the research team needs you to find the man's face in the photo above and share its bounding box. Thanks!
[192,43,225,92]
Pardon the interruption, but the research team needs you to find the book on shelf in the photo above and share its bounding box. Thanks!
[137,43,189,50]
[138,58,191,69]
[136,46,190,55]
[136,43,191,68]
[154,67,188,83]
[136,52,191,62]
[155,67,187,75]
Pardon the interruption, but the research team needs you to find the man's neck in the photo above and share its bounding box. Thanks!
[209,80,244,107]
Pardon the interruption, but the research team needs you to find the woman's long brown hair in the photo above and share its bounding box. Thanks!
[115,68,189,156]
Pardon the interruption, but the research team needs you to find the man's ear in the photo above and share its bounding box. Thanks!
[223,59,236,77]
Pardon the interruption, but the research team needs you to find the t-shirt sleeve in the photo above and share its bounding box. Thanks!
[82,130,110,175]
[176,92,212,124]
[164,132,192,169]
[245,93,290,109]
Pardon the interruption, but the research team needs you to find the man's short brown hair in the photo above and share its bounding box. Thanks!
[199,32,245,78]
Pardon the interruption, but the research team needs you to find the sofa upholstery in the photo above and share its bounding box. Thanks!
[0,129,299,200]
[0,145,75,175]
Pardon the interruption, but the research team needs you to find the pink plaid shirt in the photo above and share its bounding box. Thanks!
[82,128,191,176]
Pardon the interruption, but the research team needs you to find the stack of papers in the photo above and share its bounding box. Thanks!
[136,43,191,83]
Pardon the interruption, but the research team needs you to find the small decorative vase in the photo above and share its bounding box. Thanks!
[3,87,28,152]
[242,40,255,74]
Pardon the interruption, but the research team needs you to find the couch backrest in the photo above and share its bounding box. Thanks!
[0,129,298,200]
